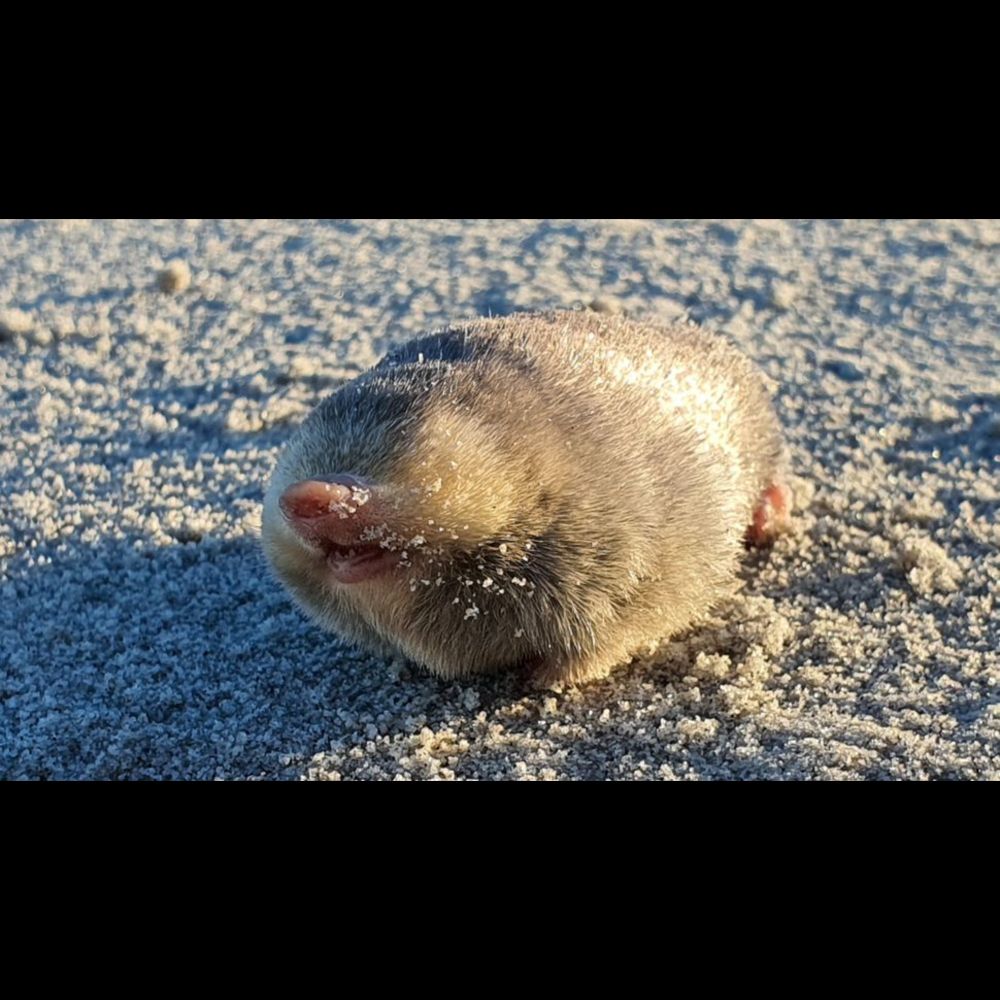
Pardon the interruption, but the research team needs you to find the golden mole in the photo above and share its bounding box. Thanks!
[261,310,791,685]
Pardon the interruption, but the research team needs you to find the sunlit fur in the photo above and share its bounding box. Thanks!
[261,310,786,684]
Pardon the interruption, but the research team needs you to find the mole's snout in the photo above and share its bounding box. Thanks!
[278,475,379,545]
[277,476,401,584]
[279,476,366,521]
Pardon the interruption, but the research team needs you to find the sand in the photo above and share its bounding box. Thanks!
[1,218,997,780]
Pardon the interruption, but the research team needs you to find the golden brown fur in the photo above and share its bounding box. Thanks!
[261,310,787,685]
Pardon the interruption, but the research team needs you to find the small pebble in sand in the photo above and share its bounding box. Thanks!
[771,281,798,310]
[157,260,191,294]
[895,534,963,595]
[925,399,959,425]
[0,308,34,339]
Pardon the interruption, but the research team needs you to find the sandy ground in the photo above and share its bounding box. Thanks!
[1,218,997,780]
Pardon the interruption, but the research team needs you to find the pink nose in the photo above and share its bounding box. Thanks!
[279,477,359,520]
[278,475,379,548]
[277,475,400,582]
[278,475,370,520]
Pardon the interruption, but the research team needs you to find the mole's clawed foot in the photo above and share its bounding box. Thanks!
[746,482,793,547]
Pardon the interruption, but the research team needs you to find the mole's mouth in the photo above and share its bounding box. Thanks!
[324,542,400,585]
